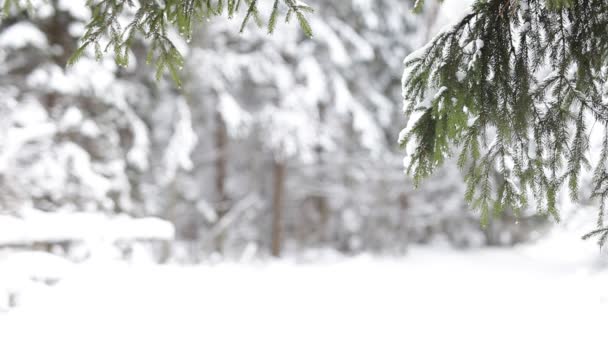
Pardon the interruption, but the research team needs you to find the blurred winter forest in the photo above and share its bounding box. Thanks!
[5,1,608,341]
[0,0,551,262]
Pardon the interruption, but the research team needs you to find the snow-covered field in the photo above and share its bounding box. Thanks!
[1,209,608,342]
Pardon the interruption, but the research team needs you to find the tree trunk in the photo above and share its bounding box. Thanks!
[314,102,330,245]
[213,111,229,253]
[215,112,228,208]
[398,192,409,253]
[44,0,76,66]
[271,160,286,257]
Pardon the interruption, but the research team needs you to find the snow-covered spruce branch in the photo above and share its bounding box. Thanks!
[1,0,313,86]
[401,0,608,243]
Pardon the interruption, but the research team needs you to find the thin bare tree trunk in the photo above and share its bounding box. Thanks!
[215,112,229,209]
[271,160,286,257]
[214,111,229,253]
[398,192,409,253]
[315,103,330,245]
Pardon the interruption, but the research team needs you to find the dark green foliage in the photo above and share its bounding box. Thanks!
[1,0,313,86]
[401,0,608,244]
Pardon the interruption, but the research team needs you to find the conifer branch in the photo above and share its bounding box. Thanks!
[1,0,314,85]
[402,0,608,245]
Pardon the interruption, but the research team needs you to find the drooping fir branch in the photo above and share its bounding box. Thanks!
[1,0,314,87]
[400,0,608,244]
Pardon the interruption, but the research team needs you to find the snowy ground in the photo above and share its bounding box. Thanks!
[1,209,608,342]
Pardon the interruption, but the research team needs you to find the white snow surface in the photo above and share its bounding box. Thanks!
[0,208,608,341]
[0,251,75,293]
[0,211,174,245]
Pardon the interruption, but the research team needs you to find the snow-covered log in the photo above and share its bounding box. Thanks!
[0,211,175,247]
